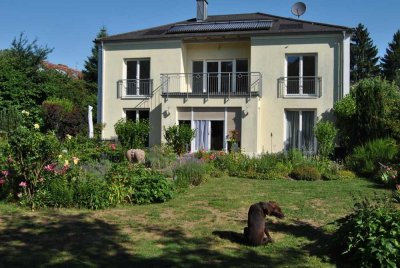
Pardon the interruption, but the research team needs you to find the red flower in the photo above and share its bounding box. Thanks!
[109,143,117,151]
[0,179,5,185]
[210,153,216,160]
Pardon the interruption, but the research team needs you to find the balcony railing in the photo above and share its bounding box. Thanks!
[161,72,262,99]
[117,79,153,98]
[278,77,322,98]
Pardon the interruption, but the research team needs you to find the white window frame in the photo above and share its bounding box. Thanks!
[123,108,149,122]
[122,58,150,97]
[284,54,318,97]
[284,109,317,153]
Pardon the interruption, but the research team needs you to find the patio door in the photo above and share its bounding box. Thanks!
[193,120,224,151]
[206,60,233,94]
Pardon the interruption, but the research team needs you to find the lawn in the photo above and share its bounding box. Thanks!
[0,177,390,267]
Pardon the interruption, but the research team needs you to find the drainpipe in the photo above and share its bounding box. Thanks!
[341,30,351,97]
[97,41,104,136]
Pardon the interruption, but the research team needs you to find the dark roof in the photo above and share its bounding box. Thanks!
[98,12,351,43]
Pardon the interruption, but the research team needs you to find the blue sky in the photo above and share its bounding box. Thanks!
[1,0,399,70]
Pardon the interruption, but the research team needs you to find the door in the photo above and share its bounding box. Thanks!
[193,61,204,93]
[220,61,233,93]
[207,62,219,94]
[210,121,224,150]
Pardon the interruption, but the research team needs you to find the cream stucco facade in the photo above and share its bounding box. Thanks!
[99,32,350,155]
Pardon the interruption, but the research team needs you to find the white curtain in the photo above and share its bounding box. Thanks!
[285,111,299,150]
[195,120,210,151]
[301,111,315,153]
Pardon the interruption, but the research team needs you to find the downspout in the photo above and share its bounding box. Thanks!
[97,41,104,138]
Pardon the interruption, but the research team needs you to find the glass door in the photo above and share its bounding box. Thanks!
[206,62,219,94]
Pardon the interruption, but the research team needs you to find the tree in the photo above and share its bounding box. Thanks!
[82,27,108,84]
[334,78,400,149]
[350,24,380,83]
[0,33,53,111]
[381,30,400,81]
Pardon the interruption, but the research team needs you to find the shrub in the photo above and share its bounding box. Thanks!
[346,138,398,177]
[114,118,150,149]
[164,125,195,156]
[42,99,87,139]
[73,174,111,210]
[38,177,74,208]
[290,165,321,181]
[7,126,60,206]
[337,170,357,180]
[0,106,24,134]
[131,176,174,204]
[174,159,210,188]
[146,144,177,170]
[314,120,337,159]
[334,198,400,267]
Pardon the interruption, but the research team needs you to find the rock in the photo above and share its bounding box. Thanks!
[126,149,146,163]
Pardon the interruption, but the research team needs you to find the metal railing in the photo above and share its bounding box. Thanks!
[278,76,322,98]
[117,79,153,98]
[161,72,262,98]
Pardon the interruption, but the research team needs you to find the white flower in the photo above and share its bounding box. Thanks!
[21,110,30,116]
[62,149,68,154]
[66,134,72,140]
[34,124,40,129]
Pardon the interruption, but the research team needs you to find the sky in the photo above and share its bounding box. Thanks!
[0,0,399,71]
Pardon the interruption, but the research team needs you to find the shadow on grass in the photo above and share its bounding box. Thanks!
[0,212,318,268]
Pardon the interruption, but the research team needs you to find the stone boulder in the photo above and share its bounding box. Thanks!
[126,149,146,164]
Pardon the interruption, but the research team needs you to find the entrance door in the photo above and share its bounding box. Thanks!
[210,121,224,150]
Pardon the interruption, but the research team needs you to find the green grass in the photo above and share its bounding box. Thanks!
[0,177,391,267]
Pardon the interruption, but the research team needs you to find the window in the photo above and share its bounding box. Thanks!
[192,59,249,94]
[125,109,149,122]
[125,59,150,96]
[285,110,315,153]
[286,55,317,95]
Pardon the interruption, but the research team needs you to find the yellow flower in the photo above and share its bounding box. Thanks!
[64,160,69,166]
[34,124,40,129]
[72,157,79,165]
[21,110,29,116]
[58,154,63,159]
[66,134,72,140]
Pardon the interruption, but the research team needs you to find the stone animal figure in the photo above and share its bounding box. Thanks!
[244,201,284,246]
[126,149,145,163]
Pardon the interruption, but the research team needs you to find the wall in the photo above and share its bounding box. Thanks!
[251,34,342,152]
[101,40,182,146]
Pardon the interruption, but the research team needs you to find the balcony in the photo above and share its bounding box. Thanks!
[278,77,322,98]
[161,72,262,99]
[117,79,153,98]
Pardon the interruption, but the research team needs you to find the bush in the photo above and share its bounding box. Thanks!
[73,174,111,210]
[131,176,174,204]
[314,120,337,159]
[0,106,24,134]
[174,159,210,189]
[290,165,321,181]
[42,177,74,208]
[114,118,150,149]
[7,126,60,206]
[337,170,357,180]
[42,98,87,139]
[146,144,177,170]
[346,138,398,177]
[164,125,195,156]
[334,198,400,267]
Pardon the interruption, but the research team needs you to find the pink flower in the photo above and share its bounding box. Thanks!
[210,153,216,160]
[0,179,5,185]
[108,143,116,151]
[1,170,9,177]
[19,181,27,187]
[396,184,400,191]
[44,164,56,172]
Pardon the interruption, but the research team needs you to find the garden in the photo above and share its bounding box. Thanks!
[0,35,400,267]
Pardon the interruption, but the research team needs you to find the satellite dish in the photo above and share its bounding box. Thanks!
[291,2,306,18]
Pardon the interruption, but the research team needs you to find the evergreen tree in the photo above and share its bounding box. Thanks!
[381,30,400,81]
[82,27,108,84]
[350,24,380,83]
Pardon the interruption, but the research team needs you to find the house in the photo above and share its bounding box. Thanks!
[97,0,351,155]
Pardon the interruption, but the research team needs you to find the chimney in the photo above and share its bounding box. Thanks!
[196,0,208,22]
